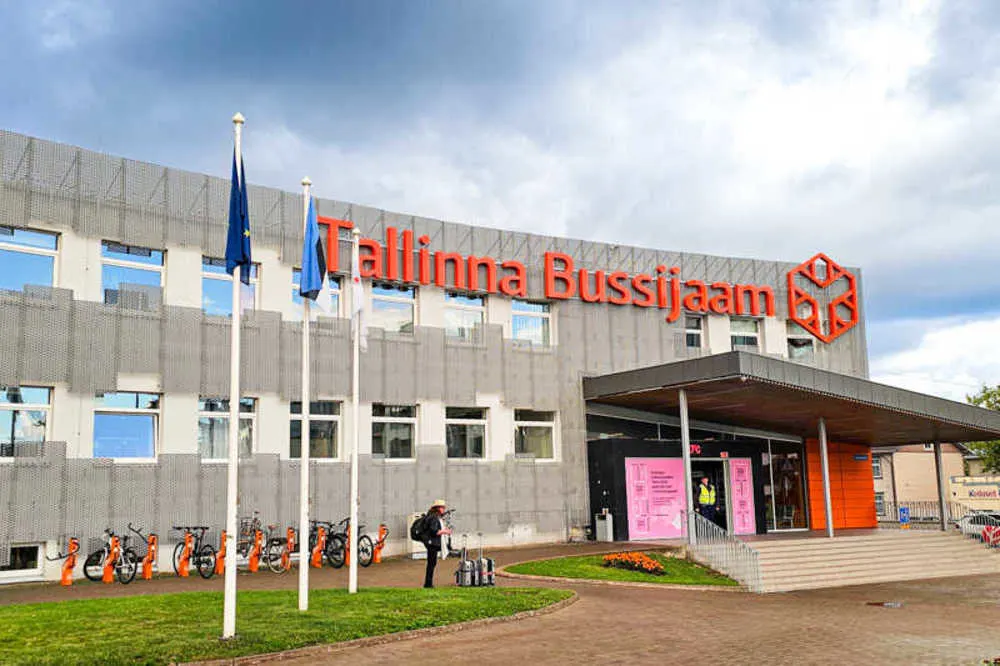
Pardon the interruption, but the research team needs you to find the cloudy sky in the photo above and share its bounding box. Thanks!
[1,0,998,401]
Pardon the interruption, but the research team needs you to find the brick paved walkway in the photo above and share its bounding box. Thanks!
[2,543,999,664]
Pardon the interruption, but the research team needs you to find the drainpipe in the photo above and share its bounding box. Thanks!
[818,418,834,538]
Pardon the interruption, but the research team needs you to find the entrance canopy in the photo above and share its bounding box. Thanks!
[583,352,1000,446]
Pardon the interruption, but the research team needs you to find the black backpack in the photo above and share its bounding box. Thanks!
[410,513,431,543]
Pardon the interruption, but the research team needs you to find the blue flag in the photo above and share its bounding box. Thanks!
[299,197,327,300]
[225,149,252,284]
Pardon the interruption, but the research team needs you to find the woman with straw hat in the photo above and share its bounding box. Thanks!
[422,499,451,588]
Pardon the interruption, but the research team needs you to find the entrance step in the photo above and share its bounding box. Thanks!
[749,531,1000,593]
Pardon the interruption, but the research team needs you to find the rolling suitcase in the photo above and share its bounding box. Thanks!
[454,535,476,587]
[476,532,495,586]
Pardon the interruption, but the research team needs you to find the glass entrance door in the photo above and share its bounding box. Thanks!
[768,441,809,530]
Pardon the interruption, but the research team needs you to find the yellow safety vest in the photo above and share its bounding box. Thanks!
[698,484,716,506]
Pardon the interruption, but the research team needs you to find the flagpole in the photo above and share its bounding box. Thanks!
[223,112,244,640]
[348,227,361,594]
[298,177,312,611]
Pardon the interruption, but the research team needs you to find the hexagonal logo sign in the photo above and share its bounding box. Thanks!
[787,253,858,343]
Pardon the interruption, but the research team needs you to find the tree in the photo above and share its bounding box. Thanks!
[966,385,1000,474]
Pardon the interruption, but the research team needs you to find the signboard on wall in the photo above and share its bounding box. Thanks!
[624,457,686,539]
[729,458,756,536]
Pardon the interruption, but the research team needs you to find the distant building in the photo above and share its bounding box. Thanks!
[870,444,966,515]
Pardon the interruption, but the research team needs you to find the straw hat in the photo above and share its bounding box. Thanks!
[431,499,447,509]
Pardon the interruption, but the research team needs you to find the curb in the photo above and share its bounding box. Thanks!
[497,552,745,593]
[186,590,578,665]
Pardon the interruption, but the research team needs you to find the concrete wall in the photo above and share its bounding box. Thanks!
[0,130,870,579]
[890,447,965,503]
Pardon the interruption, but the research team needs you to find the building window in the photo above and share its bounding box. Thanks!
[512,300,551,346]
[923,443,934,451]
[0,226,58,291]
[786,321,815,362]
[198,397,255,460]
[100,241,164,307]
[0,386,51,458]
[202,256,259,317]
[372,404,416,458]
[291,269,341,319]
[371,282,416,334]
[93,392,160,459]
[872,455,883,479]
[290,400,340,459]
[445,292,485,341]
[0,545,41,576]
[514,410,555,459]
[685,316,703,348]
[875,491,885,516]
[730,319,760,352]
[445,407,486,458]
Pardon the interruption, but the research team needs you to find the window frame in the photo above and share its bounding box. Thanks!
[99,241,164,306]
[444,292,486,341]
[289,399,342,461]
[786,321,816,361]
[291,269,343,319]
[93,392,160,462]
[371,403,418,460]
[201,256,260,316]
[370,282,417,335]
[684,316,703,349]
[0,386,52,459]
[874,491,886,517]
[511,300,553,347]
[871,455,883,479]
[197,397,257,463]
[513,409,557,460]
[0,543,43,581]
[730,318,761,352]
[444,407,488,459]
[0,226,59,290]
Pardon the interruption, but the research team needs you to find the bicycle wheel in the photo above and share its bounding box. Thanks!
[266,540,286,574]
[196,544,216,579]
[358,535,375,568]
[171,542,185,575]
[83,549,105,582]
[325,535,346,568]
[116,549,138,585]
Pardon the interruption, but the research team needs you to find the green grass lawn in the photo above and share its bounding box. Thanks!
[0,587,571,665]
[506,552,738,586]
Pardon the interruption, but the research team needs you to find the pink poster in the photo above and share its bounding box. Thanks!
[729,458,756,535]
[625,457,686,539]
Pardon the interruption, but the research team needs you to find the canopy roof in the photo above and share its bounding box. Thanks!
[583,352,1000,445]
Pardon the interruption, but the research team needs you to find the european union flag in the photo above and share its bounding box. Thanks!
[299,197,326,299]
[225,149,252,284]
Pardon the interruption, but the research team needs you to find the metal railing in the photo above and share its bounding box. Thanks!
[955,511,1000,548]
[877,500,972,530]
[685,511,762,592]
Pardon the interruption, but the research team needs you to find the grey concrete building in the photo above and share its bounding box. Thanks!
[0,130,871,581]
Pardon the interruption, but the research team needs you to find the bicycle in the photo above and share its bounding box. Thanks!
[265,526,296,574]
[170,525,216,579]
[326,517,376,568]
[82,529,138,584]
[309,519,346,568]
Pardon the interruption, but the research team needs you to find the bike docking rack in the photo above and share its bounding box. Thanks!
[46,537,80,586]
[103,532,121,584]
[215,530,227,576]
[247,529,263,573]
[128,523,158,580]
[176,531,193,577]
[171,526,216,579]
[281,527,295,572]
[373,524,389,564]
[310,522,327,569]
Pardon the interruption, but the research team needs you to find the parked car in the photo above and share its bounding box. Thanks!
[956,512,1000,544]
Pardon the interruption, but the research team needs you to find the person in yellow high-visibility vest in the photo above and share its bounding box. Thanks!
[696,476,718,524]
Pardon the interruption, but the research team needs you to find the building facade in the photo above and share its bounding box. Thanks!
[0,130,870,581]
